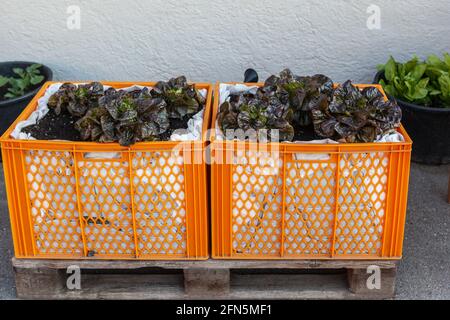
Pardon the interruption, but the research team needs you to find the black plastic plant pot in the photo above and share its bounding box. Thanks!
[374,71,450,165]
[0,61,53,137]
[244,68,259,83]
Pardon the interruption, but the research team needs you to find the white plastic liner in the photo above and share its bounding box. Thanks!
[24,149,189,255]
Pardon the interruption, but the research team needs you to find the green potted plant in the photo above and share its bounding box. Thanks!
[0,61,52,136]
[374,54,450,164]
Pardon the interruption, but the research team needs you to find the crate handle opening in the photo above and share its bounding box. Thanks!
[290,152,334,162]
[82,152,123,160]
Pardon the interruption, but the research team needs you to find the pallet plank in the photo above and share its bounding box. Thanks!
[184,269,230,296]
[12,258,397,270]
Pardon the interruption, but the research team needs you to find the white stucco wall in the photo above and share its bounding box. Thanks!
[1,0,449,83]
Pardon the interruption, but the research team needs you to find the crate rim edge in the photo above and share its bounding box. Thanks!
[210,81,413,149]
[0,81,214,148]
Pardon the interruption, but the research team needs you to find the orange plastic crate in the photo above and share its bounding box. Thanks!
[211,82,412,260]
[1,81,212,260]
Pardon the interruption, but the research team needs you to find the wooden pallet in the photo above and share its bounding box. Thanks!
[12,258,398,300]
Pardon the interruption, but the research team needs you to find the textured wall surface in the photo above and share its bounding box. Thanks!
[1,0,449,83]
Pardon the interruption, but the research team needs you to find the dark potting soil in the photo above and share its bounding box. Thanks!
[22,109,82,141]
[158,113,194,141]
[292,124,322,141]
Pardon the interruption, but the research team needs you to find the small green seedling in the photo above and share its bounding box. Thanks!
[0,64,45,99]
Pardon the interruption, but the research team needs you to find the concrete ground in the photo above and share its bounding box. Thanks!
[0,164,449,299]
